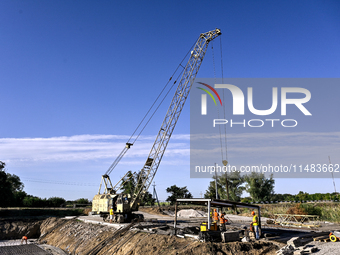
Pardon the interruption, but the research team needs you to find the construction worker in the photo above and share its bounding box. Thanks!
[213,208,219,222]
[251,211,260,240]
[21,236,28,244]
[219,211,226,231]
[109,206,114,223]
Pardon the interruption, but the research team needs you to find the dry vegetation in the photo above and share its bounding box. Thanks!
[236,202,340,223]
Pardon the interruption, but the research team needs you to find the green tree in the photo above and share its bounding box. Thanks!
[120,171,155,205]
[142,191,155,206]
[48,197,66,207]
[13,191,28,206]
[75,198,90,204]
[0,161,13,206]
[204,177,222,199]
[241,197,252,203]
[204,171,245,202]
[244,172,275,202]
[166,185,192,205]
[296,191,310,201]
[0,161,28,207]
[6,172,24,193]
[23,196,45,207]
[121,171,136,196]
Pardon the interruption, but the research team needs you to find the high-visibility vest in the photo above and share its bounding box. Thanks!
[110,209,114,215]
[213,212,219,221]
[252,215,258,226]
[220,214,225,224]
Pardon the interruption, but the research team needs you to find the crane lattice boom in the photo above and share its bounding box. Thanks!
[131,29,221,207]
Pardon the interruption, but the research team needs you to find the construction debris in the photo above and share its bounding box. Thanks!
[287,237,302,248]
[221,231,240,242]
[276,237,319,255]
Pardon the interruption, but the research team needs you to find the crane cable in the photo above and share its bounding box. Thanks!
[105,67,185,176]
[212,37,230,200]
[105,41,196,176]
[211,40,228,164]
[220,36,228,162]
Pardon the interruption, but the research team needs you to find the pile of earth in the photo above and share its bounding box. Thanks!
[176,209,207,218]
[41,218,280,255]
[0,216,282,254]
[139,206,208,217]
[159,209,208,218]
[38,217,281,255]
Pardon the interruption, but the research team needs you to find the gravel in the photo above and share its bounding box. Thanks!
[306,241,340,255]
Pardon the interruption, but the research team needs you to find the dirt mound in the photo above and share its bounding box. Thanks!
[101,233,280,255]
[139,206,208,217]
[39,218,116,254]
[177,209,207,218]
[38,217,280,255]
[40,217,65,236]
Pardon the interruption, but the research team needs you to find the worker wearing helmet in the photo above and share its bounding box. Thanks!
[21,236,28,244]
[219,211,226,231]
[109,207,114,223]
[252,211,260,240]
[213,208,219,222]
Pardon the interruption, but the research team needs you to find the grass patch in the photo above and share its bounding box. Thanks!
[243,202,340,223]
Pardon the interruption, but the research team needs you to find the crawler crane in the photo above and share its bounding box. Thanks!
[92,29,221,222]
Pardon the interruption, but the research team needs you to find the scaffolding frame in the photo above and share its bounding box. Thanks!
[176,198,261,230]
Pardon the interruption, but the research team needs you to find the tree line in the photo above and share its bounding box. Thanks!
[204,171,338,203]
[0,161,90,207]
[164,171,338,205]
[2,161,337,207]
[204,171,275,202]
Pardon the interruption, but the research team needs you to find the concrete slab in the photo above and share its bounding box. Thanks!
[0,244,49,255]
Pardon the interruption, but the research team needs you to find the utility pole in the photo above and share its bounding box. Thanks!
[214,163,219,199]
[329,156,338,200]
[152,182,160,207]
[223,160,230,200]
[214,163,219,213]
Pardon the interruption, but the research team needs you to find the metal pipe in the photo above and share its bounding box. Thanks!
[258,207,261,229]
[174,201,178,234]
[208,200,211,230]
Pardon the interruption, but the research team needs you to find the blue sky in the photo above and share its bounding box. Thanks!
[1,1,339,201]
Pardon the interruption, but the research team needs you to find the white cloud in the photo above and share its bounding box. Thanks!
[0,134,189,163]
[1,131,339,167]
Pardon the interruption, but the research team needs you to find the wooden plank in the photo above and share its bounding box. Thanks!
[266,231,330,244]
[313,235,329,241]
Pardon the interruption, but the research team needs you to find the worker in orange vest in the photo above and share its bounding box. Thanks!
[21,236,28,244]
[219,212,226,231]
[213,208,219,222]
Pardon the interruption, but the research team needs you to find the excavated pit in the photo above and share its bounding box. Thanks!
[0,216,282,255]
[37,217,281,255]
[0,218,43,240]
